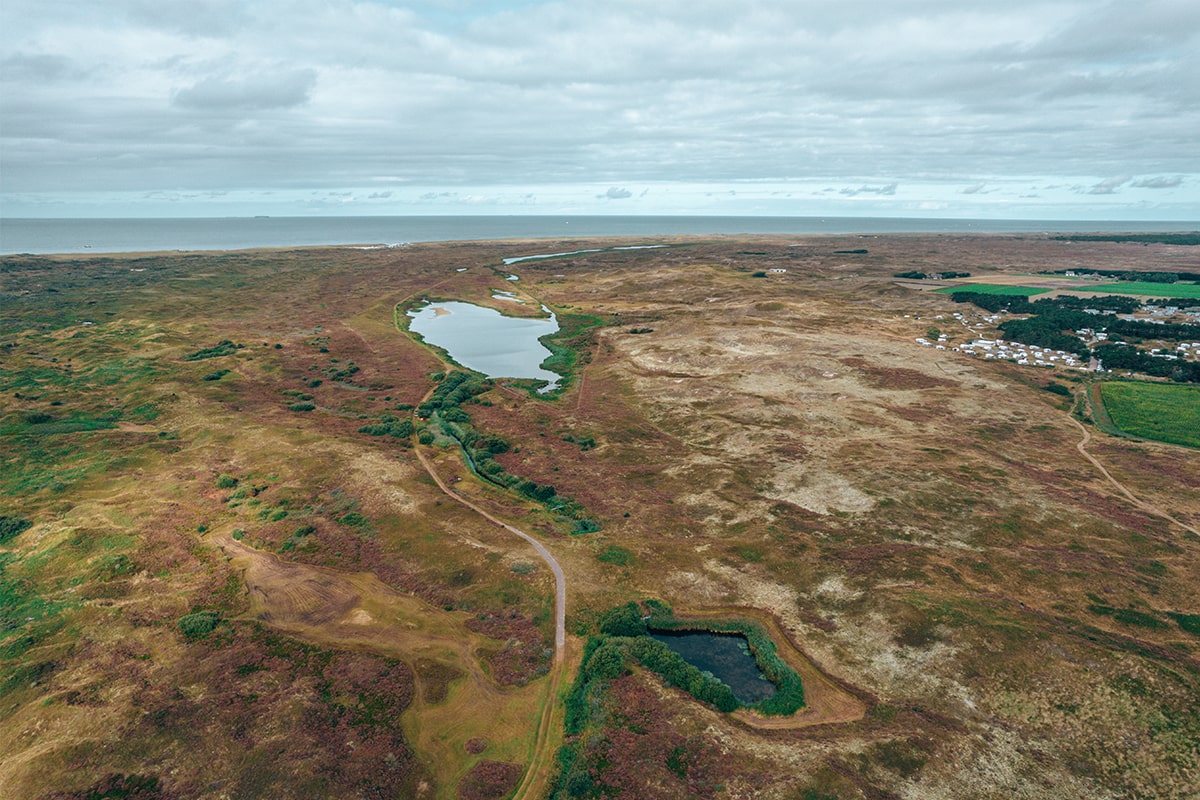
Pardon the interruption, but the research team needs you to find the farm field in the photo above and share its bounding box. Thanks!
[1099,381,1200,448]
[1090,281,1200,299]
[935,283,1050,295]
[3,233,1200,800]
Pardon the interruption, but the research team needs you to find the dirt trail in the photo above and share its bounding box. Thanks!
[411,439,568,800]
[1067,405,1199,537]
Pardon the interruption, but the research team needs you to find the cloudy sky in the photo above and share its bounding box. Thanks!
[2,0,1198,219]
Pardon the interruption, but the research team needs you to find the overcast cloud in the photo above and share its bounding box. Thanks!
[1,0,1197,218]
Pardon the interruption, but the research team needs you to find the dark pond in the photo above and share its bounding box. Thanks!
[649,630,776,704]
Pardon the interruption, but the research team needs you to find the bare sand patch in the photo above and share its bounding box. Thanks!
[763,463,875,515]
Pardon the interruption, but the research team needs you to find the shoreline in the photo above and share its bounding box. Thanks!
[4,215,1196,256]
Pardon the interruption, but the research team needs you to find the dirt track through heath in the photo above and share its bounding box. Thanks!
[1070,397,1199,537]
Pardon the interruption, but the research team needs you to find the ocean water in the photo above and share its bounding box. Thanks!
[0,215,1194,255]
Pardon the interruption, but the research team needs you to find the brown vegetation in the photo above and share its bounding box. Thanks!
[4,234,1199,799]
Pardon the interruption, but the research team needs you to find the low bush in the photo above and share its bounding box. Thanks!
[0,516,32,544]
[178,611,220,639]
[184,340,241,361]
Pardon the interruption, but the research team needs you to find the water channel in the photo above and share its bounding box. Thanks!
[407,300,562,391]
[650,630,777,704]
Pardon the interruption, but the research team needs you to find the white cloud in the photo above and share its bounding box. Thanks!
[172,69,317,111]
[1,0,1198,218]
[1086,176,1133,195]
[1131,175,1184,189]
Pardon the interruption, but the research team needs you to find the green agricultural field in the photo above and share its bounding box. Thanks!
[1099,381,1200,448]
[936,284,1050,296]
[1091,282,1200,299]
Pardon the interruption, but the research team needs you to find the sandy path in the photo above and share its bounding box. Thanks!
[1068,401,1199,536]
[413,445,567,655]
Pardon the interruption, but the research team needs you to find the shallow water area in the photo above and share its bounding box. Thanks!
[408,301,561,391]
[650,630,777,704]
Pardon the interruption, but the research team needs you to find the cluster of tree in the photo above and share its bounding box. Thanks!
[1093,344,1200,383]
[1051,233,1200,246]
[567,605,739,717]
[419,371,599,530]
[998,312,1092,357]
[949,291,1138,315]
[894,270,970,279]
[648,615,805,717]
[1109,318,1200,343]
[626,637,740,712]
[416,371,488,418]
[357,414,413,439]
[588,602,805,715]
[1044,266,1200,283]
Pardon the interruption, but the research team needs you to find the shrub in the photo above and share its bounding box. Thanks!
[184,340,241,361]
[598,603,646,637]
[178,611,220,639]
[289,402,316,412]
[202,369,230,381]
[0,516,33,544]
[214,474,238,489]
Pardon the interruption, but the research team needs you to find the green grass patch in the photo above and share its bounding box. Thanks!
[1099,382,1200,448]
[1089,282,1200,299]
[596,545,634,566]
[936,284,1050,296]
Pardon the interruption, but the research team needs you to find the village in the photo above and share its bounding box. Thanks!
[912,301,1200,373]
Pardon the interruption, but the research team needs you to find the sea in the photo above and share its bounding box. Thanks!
[1,215,1194,256]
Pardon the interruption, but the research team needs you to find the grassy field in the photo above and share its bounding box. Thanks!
[1091,281,1200,299]
[936,283,1050,296]
[1099,381,1200,448]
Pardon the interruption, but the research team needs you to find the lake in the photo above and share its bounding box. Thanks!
[407,301,561,391]
[650,630,777,704]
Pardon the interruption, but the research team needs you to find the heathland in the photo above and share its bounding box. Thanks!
[2,233,1199,799]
